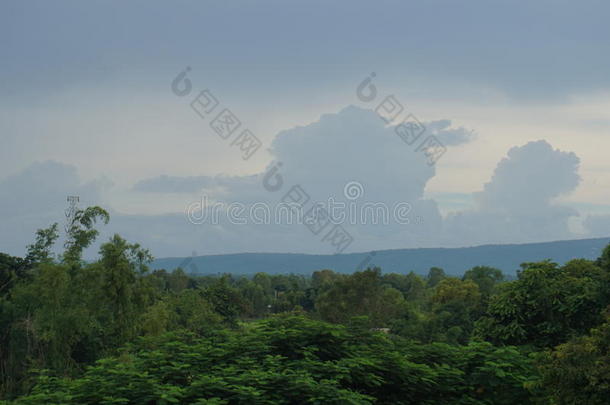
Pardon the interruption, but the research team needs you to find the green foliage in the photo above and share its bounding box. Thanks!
[2,213,610,403]
[427,278,482,344]
[25,223,59,265]
[0,253,27,297]
[463,266,504,297]
[202,276,244,327]
[535,314,610,404]
[11,315,537,405]
[315,268,408,326]
[426,267,446,288]
[476,259,608,347]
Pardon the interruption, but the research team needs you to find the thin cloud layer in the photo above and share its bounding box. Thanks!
[3,1,610,102]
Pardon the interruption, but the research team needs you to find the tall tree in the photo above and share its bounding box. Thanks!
[97,234,153,346]
[63,207,109,266]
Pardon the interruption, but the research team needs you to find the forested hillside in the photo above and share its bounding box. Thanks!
[1,208,609,404]
[152,237,610,276]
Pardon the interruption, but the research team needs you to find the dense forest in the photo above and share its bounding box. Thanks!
[1,207,609,404]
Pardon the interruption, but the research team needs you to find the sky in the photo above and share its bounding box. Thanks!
[1,0,610,259]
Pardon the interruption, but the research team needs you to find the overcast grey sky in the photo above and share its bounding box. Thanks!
[2,0,610,258]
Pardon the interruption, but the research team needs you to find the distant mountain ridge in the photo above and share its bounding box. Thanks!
[152,237,610,276]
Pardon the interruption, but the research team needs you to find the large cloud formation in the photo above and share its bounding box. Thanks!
[127,108,585,254]
[129,106,456,253]
[444,140,581,245]
[0,108,593,258]
[130,106,477,253]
